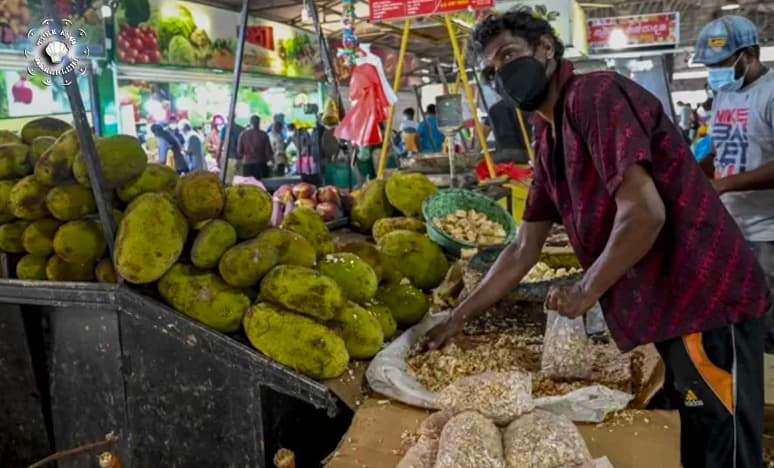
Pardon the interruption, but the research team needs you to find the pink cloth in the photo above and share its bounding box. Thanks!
[335,63,391,147]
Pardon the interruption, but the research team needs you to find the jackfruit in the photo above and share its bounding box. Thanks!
[365,300,397,339]
[385,172,437,217]
[218,238,279,288]
[243,302,349,379]
[176,170,225,222]
[8,175,51,220]
[372,217,426,243]
[327,301,384,359]
[0,130,21,145]
[379,230,449,290]
[46,182,96,221]
[350,179,393,232]
[223,184,272,238]
[318,252,378,304]
[46,255,94,281]
[28,136,56,166]
[73,134,147,188]
[115,193,189,284]
[255,227,316,267]
[34,129,79,185]
[259,265,344,321]
[375,282,430,326]
[339,241,383,283]
[22,219,62,256]
[280,207,334,256]
[117,164,179,203]
[0,180,16,223]
[95,259,117,283]
[21,118,72,144]
[16,255,48,280]
[191,219,237,269]
[53,220,106,265]
[158,264,250,333]
[0,143,30,179]
[0,220,30,253]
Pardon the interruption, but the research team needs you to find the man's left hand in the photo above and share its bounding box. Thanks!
[711,178,729,195]
[545,281,597,319]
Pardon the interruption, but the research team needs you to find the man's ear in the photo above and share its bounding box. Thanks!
[539,34,555,61]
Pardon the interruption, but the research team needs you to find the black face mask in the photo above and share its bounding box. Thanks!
[495,56,551,112]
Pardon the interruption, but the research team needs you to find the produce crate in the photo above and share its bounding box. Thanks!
[0,281,352,468]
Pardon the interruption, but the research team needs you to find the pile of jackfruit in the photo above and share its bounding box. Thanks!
[0,118,453,380]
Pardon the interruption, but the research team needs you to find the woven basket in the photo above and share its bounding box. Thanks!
[422,189,517,254]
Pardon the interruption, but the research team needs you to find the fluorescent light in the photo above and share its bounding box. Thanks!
[608,28,628,50]
[673,70,708,80]
[100,5,111,18]
[721,2,740,10]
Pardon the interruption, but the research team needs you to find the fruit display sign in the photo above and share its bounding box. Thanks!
[115,0,323,80]
[369,0,494,21]
[587,13,680,50]
[328,38,422,88]
[1,69,92,118]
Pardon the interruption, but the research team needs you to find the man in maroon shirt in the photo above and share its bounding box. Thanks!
[425,9,770,467]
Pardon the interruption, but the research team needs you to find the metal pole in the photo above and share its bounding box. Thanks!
[306,0,343,116]
[220,0,250,185]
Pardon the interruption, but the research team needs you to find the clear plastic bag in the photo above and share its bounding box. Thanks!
[435,411,506,468]
[541,309,593,380]
[437,371,535,425]
[503,409,593,468]
[397,437,439,468]
[585,303,609,336]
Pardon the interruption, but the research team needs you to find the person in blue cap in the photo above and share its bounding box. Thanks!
[693,14,774,468]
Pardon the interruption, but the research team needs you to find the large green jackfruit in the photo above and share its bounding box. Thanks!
[259,265,344,321]
[0,143,30,179]
[21,118,71,144]
[0,130,21,145]
[46,255,94,281]
[28,136,56,166]
[0,220,30,253]
[375,282,430,326]
[378,230,449,290]
[255,228,316,267]
[34,129,79,185]
[16,255,48,280]
[22,219,62,256]
[159,264,250,333]
[365,300,397,340]
[176,170,225,222]
[8,176,51,220]
[53,220,106,265]
[73,134,147,188]
[318,253,378,304]
[339,241,383,283]
[350,179,393,232]
[191,219,237,269]
[243,303,349,379]
[280,207,335,256]
[218,238,279,288]
[327,301,384,359]
[115,193,189,284]
[223,185,272,238]
[95,259,118,283]
[46,182,96,221]
[372,217,426,243]
[116,164,179,202]
[385,172,437,217]
[0,180,16,223]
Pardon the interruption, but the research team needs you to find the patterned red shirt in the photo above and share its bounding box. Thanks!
[523,61,770,351]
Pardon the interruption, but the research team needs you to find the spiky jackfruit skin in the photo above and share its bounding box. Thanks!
[21,117,71,144]
[28,136,56,166]
[46,255,95,281]
[280,207,334,256]
[34,129,78,185]
[73,134,148,188]
[375,282,430,326]
[22,219,62,256]
[385,172,437,217]
[243,302,349,379]
[327,301,384,359]
[256,227,316,267]
[339,241,383,283]
[378,230,449,290]
[223,184,272,239]
[0,144,30,180]
[0,130,21,145]
[158,264,250,333]
[259,265,344,321]
[191,219,237,270]
[372,217,426,244]
[95,259,118,283]
[0,220,30,253]
[53,220,106,265]
[8,175,51,220]
[318,253,378,304]
[116,164,179,203]
[16,255,47,280]
[46,182,96,221]
[115,193,189,284]
[350,179,393,232]
[218,238,279,288]
[0,180,17,223]
[364,300,397,340]
[176,171,225,222]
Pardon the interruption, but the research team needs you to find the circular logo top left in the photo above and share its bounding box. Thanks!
[25,18,90,86]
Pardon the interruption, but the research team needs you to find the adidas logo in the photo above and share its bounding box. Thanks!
[684,389,705,407]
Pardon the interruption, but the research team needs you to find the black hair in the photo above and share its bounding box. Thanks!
[426,104,436,115]
[250,115,260,128]
[288,123,296,130]
[403,107,415,119]
[182,123,192,132]
[470,8,565,62]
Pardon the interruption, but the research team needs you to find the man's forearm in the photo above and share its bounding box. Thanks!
[718,161,774,192]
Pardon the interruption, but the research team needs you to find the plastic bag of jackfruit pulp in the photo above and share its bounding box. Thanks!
[437,371,534,426]
[541,309,593,381]
[503,409,593,468]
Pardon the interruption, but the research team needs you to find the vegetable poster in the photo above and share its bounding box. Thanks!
[115,0,323,80]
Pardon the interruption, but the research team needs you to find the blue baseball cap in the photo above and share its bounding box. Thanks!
[694,16,759,65]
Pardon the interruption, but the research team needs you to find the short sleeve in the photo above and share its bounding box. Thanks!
[522,179,561,223]
[574,75,655,195]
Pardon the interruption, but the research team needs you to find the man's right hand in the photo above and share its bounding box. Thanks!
[423,314,465,351]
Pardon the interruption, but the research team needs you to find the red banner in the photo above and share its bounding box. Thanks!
[587,13,680,50]
[369,0,493,22]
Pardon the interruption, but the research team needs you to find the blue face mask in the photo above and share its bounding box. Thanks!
[707,55,747,93]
